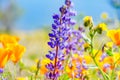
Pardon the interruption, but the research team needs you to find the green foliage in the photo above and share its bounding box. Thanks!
[59,74,70,80]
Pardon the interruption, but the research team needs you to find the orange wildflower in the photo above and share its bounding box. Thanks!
[98,52,120,73]
[66,54,88,78]
[0,34,19,47]
[107,29,120,46]
[40,59,51,74]
[7,44,25,63]
[0,34,25,68]
[66,63,77,78]
[0,48,10,68]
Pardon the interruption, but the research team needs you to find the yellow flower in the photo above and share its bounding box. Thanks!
[83,16,93,27]
[103,56,113,64]
[106,42,113,48]
[107,29,120,46]
[66,54,88,78]
[84,43,90,51]
[113,52,120,64]
[15,77,28,80]
[40,58,51,74]
[96,23,107,34]
[66,63,77,78]
[97,23,107,31]
[84,55,92,64]
[83,16,93,22]
[101,12,108,19]
[30,65,37,72]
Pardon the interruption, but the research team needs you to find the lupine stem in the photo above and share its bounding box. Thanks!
[53,44,59,80]
[52,13,63,80]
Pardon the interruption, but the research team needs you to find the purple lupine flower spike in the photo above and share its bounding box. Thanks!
[64,13,88,78]
[45,0,77,80]
[0,68,3,73]
[99,52,108,62]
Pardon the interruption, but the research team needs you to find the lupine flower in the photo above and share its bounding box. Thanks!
[65,30,84,55]
[107,29,120,46]
[45,0,77,79]
[102,63,111,72]
[89,50,113,72]
[64,26,88,78]
[99,47,120,73]
[89,50,111,73]
[0,34,25,71]
[64,26,88,79]
[99,56,114,73]
[66,54,88,79]
[99,52,108,62]
[0,68,3,73]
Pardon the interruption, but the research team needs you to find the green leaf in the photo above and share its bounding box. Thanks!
[18,60,25,69]
[106,49,113,56]
[59,74,70,80]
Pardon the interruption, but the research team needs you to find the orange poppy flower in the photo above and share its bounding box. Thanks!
[0,48,11,68]
[40,59,51,74]
[0,34,25,68]
[107,29,120,46]
[7,44,26,63]
[0,34,19,47]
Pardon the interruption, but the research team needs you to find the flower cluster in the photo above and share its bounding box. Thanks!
[0,34,25,73]
[65,29,84,55]
[82,16,120,80]
[45,0,77,79]
[39,1,120,80]
[64,28,88,79]
[66,54,88,79]
[1,0,120,80]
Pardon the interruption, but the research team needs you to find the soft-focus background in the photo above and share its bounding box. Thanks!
[0,0,120,30]
[0,0,120,79]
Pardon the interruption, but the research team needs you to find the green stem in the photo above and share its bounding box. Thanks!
[35,68,39,80]
[92,57,109,80]
[111,46,120,80]
[111,60,120,80]
[64,52,71,70]
[111,69,115,80]
[35,60,40,80]
[90,31,110,80]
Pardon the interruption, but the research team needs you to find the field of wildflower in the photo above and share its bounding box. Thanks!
[0,0,120,80]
